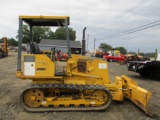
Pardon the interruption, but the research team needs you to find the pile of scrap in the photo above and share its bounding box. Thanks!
[118,54,150,65]
[90,48,104,58]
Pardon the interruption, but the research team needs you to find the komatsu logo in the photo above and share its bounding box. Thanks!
[36,68,46,71]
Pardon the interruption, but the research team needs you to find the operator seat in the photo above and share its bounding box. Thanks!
[30,42,43,54]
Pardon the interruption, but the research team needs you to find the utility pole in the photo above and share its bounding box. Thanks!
[138,49,140,55]
[94,38,96,49]
[87,34,89,51]
[155,49,157,61]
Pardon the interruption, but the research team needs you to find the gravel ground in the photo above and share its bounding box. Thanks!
[0,51,160,120]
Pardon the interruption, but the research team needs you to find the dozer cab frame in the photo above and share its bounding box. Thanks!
[16,15,152,116]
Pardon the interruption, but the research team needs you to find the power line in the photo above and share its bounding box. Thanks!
[105,0,159,26]
[97,19,160,40]
[97,22,160,41]
[91,0,147,37]
[89,0,160,44]
[104,0,147,25]
[135,0,160,12]
[88,20,160,44]
[91,0,159,38]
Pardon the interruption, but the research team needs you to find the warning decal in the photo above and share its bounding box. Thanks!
[99,63,107,69]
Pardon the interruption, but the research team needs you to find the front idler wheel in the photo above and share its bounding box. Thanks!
[23,89,44,107]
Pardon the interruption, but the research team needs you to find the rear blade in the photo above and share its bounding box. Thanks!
[121,75,152,117]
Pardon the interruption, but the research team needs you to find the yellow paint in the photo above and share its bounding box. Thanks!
[41,99,104,107]
[19,15,69,19]
[17,51,152,116]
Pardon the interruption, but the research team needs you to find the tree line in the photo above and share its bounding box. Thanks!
[0,26,76,47]
[0,26,157,57]
[17,25,76,43]
[99,43,127,55]
[0,38,18,46]
[98,43,156,57]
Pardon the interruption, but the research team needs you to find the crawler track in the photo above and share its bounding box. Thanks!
[21,84,112,112]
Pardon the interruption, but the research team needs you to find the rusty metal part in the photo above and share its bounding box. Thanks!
[118,54,150,65]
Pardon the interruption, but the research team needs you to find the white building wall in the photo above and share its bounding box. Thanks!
[157,53,160,60]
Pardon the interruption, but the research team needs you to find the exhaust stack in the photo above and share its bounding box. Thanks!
[82,27,87,56]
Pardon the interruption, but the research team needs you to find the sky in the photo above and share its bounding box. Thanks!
[0,0,160,53]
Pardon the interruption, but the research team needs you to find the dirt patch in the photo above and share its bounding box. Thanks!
[0,51,160,120]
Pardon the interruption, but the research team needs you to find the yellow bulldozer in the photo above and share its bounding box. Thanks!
[0,37,8,58]
[16,15,152,116]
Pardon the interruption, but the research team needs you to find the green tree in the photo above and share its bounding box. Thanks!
[17,26,76,43]
[32,26,53,43]
[0,37,18,46]
[54,27,76,40]
[7,38,18,46]
[48,31,55,39]
[139,52,145,56]
[114,47,127,54]
[17,25,54,43]
[145,53,155,57]
[99,43,112,52]
[21,25,30,43]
